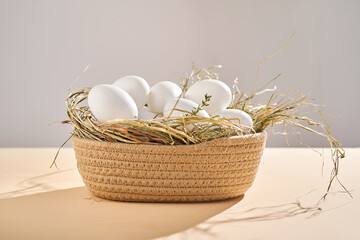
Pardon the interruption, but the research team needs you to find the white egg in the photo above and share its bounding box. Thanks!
[214,109,253,128]
[138,106,157,120]
[163,98,210,118]
[88,84,138,122]
[185,79,232,115]
[147,81,182,113]
[113,75,150,110]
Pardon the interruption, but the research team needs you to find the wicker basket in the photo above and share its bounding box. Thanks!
[72,131,267,202]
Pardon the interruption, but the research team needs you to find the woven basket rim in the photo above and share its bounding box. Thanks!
[72,131,266,149]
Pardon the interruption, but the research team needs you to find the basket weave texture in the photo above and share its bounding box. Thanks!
[72,131,267,202]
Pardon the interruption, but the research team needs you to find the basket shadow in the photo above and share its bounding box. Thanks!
[0,186,243,240]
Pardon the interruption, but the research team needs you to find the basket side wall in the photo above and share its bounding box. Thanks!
[72,132,266,202]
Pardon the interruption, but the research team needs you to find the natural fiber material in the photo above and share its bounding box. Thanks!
[72,131,267,202]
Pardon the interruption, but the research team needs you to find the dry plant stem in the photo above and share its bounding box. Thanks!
[50,133,73,168]
[180,62,222,94]
[250,31,296,95]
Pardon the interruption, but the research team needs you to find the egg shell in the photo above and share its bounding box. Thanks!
[214,109,253,128]
[163,98,210,118]
[185,79,232,115]
[113,75,150,110]
[138,106,157,120]
[88,84,138,122]
[147,81,182,113]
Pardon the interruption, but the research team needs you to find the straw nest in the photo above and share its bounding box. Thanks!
[55,32,350,200]
[64,86,255,145]
[63,63,343,153]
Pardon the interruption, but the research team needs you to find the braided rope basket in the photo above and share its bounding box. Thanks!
[72,131,267,202]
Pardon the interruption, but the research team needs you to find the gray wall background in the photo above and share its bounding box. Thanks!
[0,0,359,147]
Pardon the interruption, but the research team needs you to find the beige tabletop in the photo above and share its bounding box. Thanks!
[0,147,358,240]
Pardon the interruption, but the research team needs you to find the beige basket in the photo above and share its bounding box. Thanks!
[72,131,267,202]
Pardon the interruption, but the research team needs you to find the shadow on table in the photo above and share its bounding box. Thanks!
[0,187,242,240]
[0,169,74,199]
